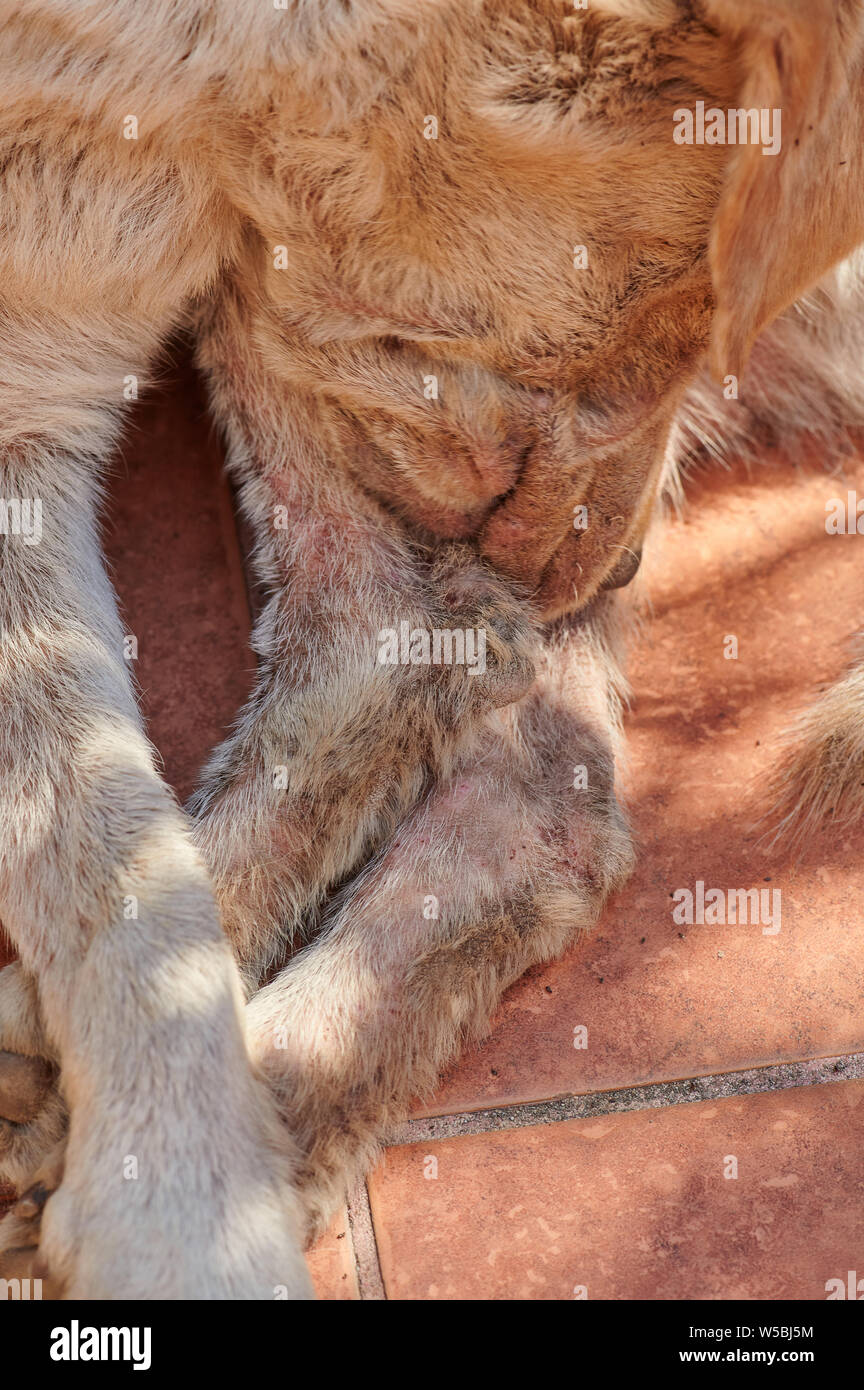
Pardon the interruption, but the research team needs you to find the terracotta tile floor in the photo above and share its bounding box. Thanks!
[369,1080,864,1301]
[3,359,864,1298]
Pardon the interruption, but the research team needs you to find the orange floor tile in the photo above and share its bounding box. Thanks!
[369,1081,864,1300]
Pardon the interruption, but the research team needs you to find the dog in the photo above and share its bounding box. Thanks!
[1,0,863,1299]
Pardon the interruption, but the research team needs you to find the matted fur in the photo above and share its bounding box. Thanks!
[1,0,864,1298]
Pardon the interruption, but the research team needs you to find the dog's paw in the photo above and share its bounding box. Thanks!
[0,1140,65,1296]
[33,1077,315,1301]
[0,962,68,1295]
[38,1168,314,1301]
[0,964,67,1191]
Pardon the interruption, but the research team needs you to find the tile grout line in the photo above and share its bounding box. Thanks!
[386,1051,864,1146]
[346,1180,387,1301]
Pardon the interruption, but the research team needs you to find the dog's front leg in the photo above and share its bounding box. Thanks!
[190,290,537,986]
[0,448,311,1299]
[243,600,635,1239]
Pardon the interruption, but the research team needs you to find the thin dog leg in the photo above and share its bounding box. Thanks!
[190,286,537,986]
[243,601,634,1238]
[0,440,311,1297]
[0,112,311,1295]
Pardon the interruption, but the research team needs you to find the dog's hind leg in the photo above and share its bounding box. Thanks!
[243,600,634,1239]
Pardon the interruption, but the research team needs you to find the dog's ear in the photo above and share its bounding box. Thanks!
[705,0,864,379]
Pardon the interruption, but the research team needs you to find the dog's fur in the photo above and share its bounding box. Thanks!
[2,0,864,1298]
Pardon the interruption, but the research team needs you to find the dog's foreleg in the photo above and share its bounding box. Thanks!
[0,444,312,1298]
[243,601,634,1238]
[190,292,537,985]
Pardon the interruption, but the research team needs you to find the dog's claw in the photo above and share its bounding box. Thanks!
[0,1051,55,1125]
[16,1181,50,1220]
[0,1156,61,1295]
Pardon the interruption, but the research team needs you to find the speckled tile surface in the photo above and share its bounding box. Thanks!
[370,1079,864,1300]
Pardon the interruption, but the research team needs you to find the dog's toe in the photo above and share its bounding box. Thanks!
[15,1179,52,1221]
